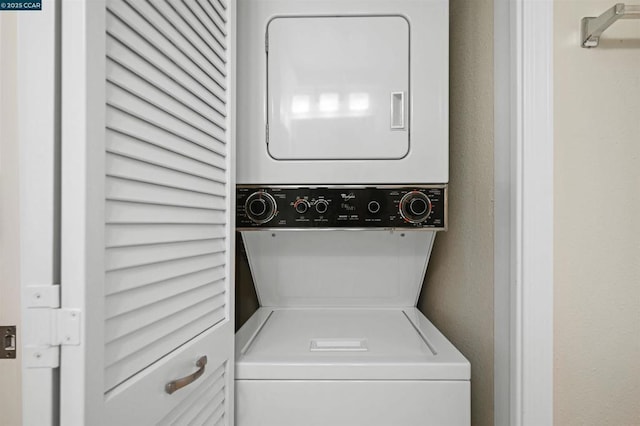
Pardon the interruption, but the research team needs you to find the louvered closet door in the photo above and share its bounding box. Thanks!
[59,1,235,425]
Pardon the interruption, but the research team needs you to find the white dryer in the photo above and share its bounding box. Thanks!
[237,0,449,185]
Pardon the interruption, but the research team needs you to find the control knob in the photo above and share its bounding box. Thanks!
[399,191,432,224]
[315,199,329,214]
[294,199,310,214]
[244,191,278,224]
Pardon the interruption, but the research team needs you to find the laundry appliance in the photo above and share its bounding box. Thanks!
[235,0,470,424]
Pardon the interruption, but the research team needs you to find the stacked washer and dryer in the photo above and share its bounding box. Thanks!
[235,0,470,424]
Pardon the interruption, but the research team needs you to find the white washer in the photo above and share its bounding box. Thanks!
[236,308,470,426]
[234,230,470,425]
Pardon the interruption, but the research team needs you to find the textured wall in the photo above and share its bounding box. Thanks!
[418,0,495,425]
[554,2,640,425]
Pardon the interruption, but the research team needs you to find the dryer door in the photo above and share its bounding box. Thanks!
[267,16,410,160]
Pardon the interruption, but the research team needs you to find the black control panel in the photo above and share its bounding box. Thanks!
[237,186,447,230]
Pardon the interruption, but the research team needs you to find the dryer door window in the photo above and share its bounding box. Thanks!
[267,16,410,160]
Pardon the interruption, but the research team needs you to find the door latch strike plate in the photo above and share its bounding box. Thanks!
[1,326,17,359]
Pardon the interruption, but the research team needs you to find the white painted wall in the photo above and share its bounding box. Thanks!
[554,1,640,425]
[0,12,22,426]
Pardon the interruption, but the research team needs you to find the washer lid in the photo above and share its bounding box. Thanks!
[242,230,435,307]
[267,16,410,160]
[235,308,470,380]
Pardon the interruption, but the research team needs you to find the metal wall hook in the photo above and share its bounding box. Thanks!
[581,3,640,48]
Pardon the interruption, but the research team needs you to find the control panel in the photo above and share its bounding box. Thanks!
[237,186,447,230]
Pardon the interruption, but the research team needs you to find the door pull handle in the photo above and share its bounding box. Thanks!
[165,355,207,395]
[391,91,406,130]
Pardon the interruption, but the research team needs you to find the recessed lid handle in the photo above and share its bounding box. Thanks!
[310,338,368,352]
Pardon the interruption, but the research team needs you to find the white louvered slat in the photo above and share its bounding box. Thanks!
[195,1,228,51]
[106,153,225,194]
[106,106,225,165]
[107,0,227,102]
[106,37,226,129]
[139,0,226,80]
[105,252,225,295]
[95,0,233,421]
[107,59,226,141]
[105,238,225,271]
[106,200,226,225]
[106,223,225,247]
[182,381,226,425]
[106,176,224,210]
[107,83,225,151]
[166,369,225,425]
[200,0,229,35]
[106,267,226,318]
[207,0,228,28]
[189,0,228,38]
[154,0,227,74]
[216,0,228,10]
[107,130,225,179]
[105,15,226,117]
[167,0,227,63]
[105,284,225,343]
[205,403,226,426]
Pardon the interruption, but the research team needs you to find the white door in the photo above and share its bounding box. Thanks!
[59,0,235,424]
[267,16,410,160]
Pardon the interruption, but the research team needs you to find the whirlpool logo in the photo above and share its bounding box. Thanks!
[340,193,356,202]
[0,1,41,11]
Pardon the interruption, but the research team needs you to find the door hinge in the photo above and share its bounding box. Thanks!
[266,123,269,145]
[265,33,269,52]
[24,285,81,368]
[1,326,17,359]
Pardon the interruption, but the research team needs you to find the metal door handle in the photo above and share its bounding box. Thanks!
[165,355,207,395]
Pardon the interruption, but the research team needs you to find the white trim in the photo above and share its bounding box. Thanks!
[225,1,238,423]
[495,0,554,425]
[59,0,107,423]
[17,1,60,425]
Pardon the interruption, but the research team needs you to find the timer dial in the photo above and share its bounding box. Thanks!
[399,191,432,224]
[245,191,278,224]
[294,199,310,214]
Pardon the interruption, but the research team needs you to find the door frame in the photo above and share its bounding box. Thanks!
[17,1,61,424]
[494,0,554,425]
[0,12,23,426]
